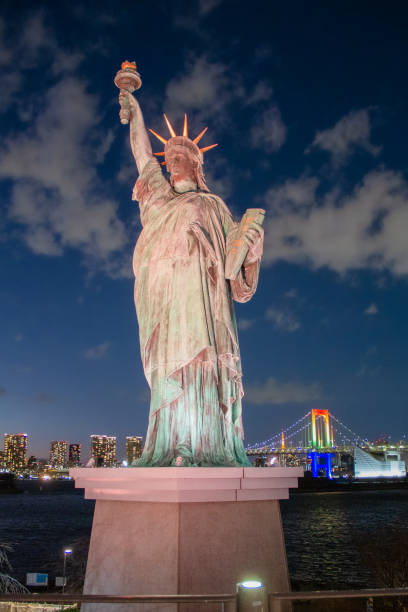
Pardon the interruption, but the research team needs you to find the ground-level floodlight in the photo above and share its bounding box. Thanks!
[237,580,268,611]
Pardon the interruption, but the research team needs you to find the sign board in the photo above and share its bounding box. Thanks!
[26,573,48,586]
[55,577,67,587]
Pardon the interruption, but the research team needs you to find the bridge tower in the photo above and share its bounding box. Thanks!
[311,409,331,448]
[309,409,334,479]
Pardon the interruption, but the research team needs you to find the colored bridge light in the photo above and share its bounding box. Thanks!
[247,409,368,458]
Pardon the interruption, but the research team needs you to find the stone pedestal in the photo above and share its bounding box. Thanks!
[70,467,302,612]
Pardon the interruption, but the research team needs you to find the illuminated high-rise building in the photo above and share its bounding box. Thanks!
[126,436,143,465]
[90,435,116,467]
[4,434,28,472]
[68,443,81,467]
[49,441,68,469]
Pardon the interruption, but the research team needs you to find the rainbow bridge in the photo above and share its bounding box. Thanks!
[246,409,370,478]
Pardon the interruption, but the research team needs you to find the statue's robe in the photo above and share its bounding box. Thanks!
[132,159,259,466]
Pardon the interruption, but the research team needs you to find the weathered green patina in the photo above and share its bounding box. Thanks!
[132,160,260,466]
[116,82,263,467]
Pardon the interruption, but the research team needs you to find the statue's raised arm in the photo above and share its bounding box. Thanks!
[114,61,153,175]
[119,91,153,175]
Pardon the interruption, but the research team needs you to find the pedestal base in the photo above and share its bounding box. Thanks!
[71,468,302,612]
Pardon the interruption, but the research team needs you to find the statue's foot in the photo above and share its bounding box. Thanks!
[171,455,198,467]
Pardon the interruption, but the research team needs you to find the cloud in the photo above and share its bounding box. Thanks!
[163,54,282,193]
[83,342,110,360]
[265,176,319,216]
[163,55,254,200]
[307,109,381,165]
[0,13,84,115]
[237,318,256,331]
[172,0,223,32]
[245,376,324,405]
[18,12,84,73]
[51,50,84,76]
[0,77,128,274]
[364,303,379,315]
[284,288,297,299]
[15,333,23,342]
[117,159,137,186]
[250,105,286,153]
[253,45,273,61]
[0,12,129,277]
[19,12,51,64]
[0,386,6,397]
[203,155,233,200]
[245,81,274,106]
[0,71,22,113]
[265,307,300,332]
[198,0,223,15]
[94,13,118,25]
[262,169,408,277]
[358,345,381,377]
[164,54,277,131]
[358,364,382,377]
[365,345,378,357]
[164,55,243,123]
[0,19,12,66]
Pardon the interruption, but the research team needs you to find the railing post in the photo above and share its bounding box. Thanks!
[268,595,283,612]
[224,598,237,612]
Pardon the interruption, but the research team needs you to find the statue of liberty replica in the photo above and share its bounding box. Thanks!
[116,62,264,468]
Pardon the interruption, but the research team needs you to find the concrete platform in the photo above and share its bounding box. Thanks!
[70,466,303,503]
[70,467,302,612]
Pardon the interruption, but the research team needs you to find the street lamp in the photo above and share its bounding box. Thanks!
[237,580,268,611]
[62,548,72,593]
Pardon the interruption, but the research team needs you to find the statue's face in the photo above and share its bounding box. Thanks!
[166,150,196,186]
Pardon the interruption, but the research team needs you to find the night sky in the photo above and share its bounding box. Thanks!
[1,1,407,460]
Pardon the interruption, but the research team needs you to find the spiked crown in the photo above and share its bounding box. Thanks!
[149,114,218,167]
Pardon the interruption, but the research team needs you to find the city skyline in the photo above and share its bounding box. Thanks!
[1,417,406,464]
[1,431,144,464]
[1,1,408,457]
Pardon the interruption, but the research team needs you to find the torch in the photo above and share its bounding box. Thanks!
[114,61,142,125]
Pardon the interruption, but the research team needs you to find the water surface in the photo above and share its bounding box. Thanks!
[1,483,407,589]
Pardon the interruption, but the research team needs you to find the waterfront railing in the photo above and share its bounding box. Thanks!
[1,587,408,610]
[269,587,408,610]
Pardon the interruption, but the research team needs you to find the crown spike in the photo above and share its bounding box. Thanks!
[154,152,166,157]
[200,143,218,153]
[163,114,176,138]
[193,127,208,144]
[149,128,167,145]
[183,114,188,138]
